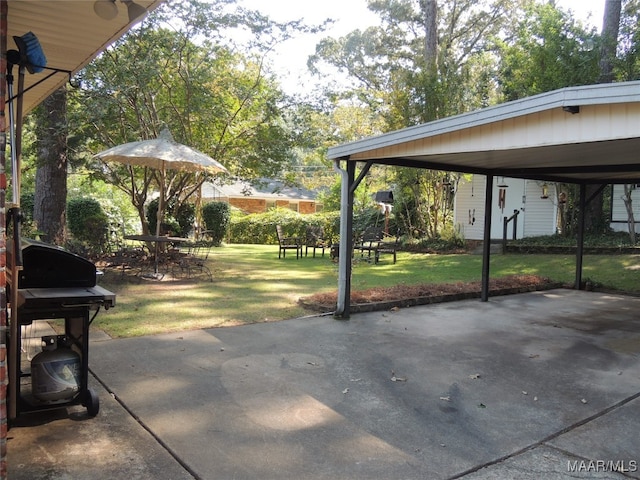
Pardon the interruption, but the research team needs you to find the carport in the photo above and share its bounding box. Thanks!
[328,81,640,318]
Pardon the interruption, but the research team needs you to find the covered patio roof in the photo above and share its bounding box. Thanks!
[7,0,164,116]
[327,81,640,318]
[328,81,640,184]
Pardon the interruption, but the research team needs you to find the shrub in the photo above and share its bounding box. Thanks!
[202,201,230,246]
[229,209,340,244]
[146,198,194,237]
[67,197,109,254]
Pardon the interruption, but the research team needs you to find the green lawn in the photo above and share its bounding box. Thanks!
[94,244,640,338]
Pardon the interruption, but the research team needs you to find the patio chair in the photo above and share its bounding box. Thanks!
[305,225,328,258]
[355,227,400,264]
[276,225,302,259]
[374,231,400,264]
[172,241,213,281]
[355,227,383,262]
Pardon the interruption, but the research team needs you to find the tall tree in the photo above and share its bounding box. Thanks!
[72,0,308,234]
[33,88,67,245]
[310,0,517,237]
[585,0,623,234]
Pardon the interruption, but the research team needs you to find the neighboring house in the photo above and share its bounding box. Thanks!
[202,179,321,214]
[610,184,640,233]
[454,175,557,240]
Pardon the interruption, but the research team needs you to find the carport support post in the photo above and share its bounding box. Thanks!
[575,183,586,289]
[481,174,494,301]
[334,159,356,319]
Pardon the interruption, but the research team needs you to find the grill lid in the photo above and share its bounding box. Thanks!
[8,238,97,289]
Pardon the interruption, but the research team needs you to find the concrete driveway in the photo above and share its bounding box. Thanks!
[8,289,640,479]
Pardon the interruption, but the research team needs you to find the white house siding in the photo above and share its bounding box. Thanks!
[610,184,640,232]
[454,176,486,241]
[454,176,556,241]
[522,181,557,237]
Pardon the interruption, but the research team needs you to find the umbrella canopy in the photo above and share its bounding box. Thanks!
[95,128,227,174]
[95,128,228,238]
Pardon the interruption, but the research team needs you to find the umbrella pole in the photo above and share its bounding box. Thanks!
[154,168,165,274]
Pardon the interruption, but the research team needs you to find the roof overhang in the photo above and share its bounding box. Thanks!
[328,81,640,184]
[7,0,164,115]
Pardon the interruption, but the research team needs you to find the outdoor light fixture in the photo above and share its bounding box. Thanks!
[541,183,549,199]
[94,0,147,22]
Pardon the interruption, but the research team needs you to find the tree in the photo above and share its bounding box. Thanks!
[33,88,68,245]
[72,0,305,235]
[309,0,518,238]
[498,2,607,236]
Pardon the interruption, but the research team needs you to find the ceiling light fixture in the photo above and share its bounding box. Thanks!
[94,0,147,22]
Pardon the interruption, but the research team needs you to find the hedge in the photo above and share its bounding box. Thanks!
[229,209,341,244]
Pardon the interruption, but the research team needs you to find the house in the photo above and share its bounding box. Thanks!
[202,179,321,214]
[454,175,558,240]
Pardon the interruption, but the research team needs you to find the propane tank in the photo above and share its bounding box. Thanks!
[31,335,80,403]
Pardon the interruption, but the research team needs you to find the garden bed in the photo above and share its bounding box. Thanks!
[299,274,562,313]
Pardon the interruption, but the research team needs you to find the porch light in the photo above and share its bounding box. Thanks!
[94,0,147,22]
[541,183,549,199]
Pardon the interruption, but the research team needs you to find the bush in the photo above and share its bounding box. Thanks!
[146,198,195,237]
[202,202,230,246]
[67,197,109,254]
[229,209,340,244]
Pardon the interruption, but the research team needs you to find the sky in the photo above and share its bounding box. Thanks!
[238,0,606,95]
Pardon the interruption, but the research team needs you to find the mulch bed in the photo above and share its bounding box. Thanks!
[299,274,562,314]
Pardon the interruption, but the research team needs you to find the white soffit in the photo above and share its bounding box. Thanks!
[7,0,164,115]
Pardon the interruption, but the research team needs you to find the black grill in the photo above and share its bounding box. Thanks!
[12,238,97,289]
[7,237,115,423]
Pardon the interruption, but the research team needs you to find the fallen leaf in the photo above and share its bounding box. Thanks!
[390,306,400,312]
[534,396,538,401]
[440,396,451,402]
[581,398,588,404]
[469,374,481,379]
[350,378,361,382]
[478,403,486,408]
[307,362,318,366]
[391,376,407,382]
[342,388,349,394]
[528,354,539,359]
[522,391,528,395]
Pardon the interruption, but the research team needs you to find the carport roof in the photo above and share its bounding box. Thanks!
[327,81,640,184]
[7,0,164,116]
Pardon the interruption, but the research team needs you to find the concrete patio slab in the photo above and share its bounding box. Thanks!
[8,289,640,479]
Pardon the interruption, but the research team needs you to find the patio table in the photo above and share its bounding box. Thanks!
[124,234,189,279]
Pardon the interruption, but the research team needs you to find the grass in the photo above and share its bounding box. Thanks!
[94,244,640,338]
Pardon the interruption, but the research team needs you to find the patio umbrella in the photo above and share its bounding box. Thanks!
[95,127,228,238]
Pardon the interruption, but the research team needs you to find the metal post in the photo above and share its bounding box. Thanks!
[334,160,355,319]
[576,183,586,289]
[481,174,494,301]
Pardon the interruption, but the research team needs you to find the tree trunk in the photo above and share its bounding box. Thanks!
[421,0,438,71]
[34,88,68,245]
[599,0,622,83]
[584,0,622,233]
[622,184,636,244]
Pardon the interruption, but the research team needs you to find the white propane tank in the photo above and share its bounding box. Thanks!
[31,336,80,403]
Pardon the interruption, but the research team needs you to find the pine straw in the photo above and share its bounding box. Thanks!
[301,274,555,310]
